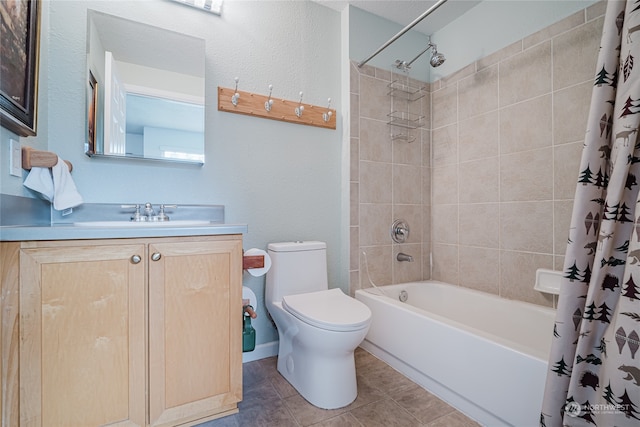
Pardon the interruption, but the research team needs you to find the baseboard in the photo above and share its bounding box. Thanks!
[242,341,278,363]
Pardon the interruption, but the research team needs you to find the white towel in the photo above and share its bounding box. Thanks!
[23,167,54,202]
[51,157,83,210]
[23,157,83,210]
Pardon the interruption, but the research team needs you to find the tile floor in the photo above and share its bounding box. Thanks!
[199,348,481,427]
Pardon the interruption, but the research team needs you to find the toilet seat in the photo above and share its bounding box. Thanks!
[282,288,371,332]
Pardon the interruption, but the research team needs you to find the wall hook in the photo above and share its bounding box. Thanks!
[322,98,333,122]
[265,85,274,112]
[295,91,304,118]
[231,77,240,106]
[217,86,336,129]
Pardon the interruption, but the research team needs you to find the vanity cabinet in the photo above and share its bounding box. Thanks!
[2,235,242,427]
[147,238,242,426]
[20,240,147,427]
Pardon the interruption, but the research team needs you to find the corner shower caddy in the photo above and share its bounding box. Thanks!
[387,68,425,143]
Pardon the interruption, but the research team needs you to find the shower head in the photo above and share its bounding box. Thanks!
[429,46,446,67]
[397,40,446,70]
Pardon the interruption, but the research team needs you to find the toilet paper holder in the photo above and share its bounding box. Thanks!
[243,248,272,278]
[243,254,264,270]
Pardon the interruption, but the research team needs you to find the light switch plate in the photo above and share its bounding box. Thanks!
[9,139,22,177]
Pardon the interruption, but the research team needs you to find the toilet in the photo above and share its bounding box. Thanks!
[265,241,372,409]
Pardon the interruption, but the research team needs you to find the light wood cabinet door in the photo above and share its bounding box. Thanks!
[1,242,20,427]
[20,243,146,427]
[148,239,243,427]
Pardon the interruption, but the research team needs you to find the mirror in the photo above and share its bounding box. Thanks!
[85,10,205,164]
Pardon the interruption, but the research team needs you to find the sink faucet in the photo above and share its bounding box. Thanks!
[397,252,414,262]
[122,203,177,221]
[143,203,156,220]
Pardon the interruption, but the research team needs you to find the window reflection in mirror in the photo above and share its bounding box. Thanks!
[126,93,204,163]
[86,10,205,165]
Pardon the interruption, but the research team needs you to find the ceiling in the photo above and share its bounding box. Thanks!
[314,0,482,35]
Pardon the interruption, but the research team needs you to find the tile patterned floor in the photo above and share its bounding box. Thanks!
[198,348,481,427]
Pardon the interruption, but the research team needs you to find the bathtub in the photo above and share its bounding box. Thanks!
[355,281,556,427]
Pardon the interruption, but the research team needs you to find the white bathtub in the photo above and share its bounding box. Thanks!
[355,281,556,427]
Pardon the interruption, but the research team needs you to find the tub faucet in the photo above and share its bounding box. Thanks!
[397,252,414,262]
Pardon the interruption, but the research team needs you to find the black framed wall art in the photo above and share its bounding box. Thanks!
[0,0,40,136]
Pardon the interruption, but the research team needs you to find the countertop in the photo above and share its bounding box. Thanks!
[0,222,248,242]
[1,201,246,242]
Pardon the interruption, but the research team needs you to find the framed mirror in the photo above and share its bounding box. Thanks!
[85,10,205,164]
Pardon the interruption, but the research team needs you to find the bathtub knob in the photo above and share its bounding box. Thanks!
[391,219,410,243]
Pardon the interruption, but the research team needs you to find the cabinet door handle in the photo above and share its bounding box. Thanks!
[151,252,162,262]
[131,255,142,264]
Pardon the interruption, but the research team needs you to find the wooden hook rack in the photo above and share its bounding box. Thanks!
[22,146,73,172]
[218,87,336,130]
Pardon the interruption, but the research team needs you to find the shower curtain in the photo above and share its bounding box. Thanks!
[541,1,640,426]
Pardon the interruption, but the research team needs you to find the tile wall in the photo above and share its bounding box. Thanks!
[350,62,432,295]
[350,1,607,308]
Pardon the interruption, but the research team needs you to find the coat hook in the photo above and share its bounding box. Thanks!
[295,91,304,118]
[265,85,274,112]
[231,77,240,106]
[322,98,333,122]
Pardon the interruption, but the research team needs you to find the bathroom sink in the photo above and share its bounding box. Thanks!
[73,220,212,227]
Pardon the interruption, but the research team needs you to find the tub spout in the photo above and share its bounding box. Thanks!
[397,252,414,262]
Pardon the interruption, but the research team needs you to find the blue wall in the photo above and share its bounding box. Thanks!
[348,0,598,82]
[1,0,345,347]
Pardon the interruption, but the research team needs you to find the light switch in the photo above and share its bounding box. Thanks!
[10,139,22,177]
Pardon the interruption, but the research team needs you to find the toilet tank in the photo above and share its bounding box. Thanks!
[266,241,328,303]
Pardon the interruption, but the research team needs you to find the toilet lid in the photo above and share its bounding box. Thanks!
[282,288,371,332]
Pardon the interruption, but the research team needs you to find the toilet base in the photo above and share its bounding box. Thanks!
[267,301,370,410]
[276,345,359,409]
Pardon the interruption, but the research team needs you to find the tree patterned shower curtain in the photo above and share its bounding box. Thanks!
[541,1,640,426]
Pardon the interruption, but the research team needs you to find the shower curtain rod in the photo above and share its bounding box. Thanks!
[357,0,448,68]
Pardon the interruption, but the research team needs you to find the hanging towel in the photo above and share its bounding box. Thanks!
[51,157,83,210]
[23,166,55,202]
[23,157,83,210]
